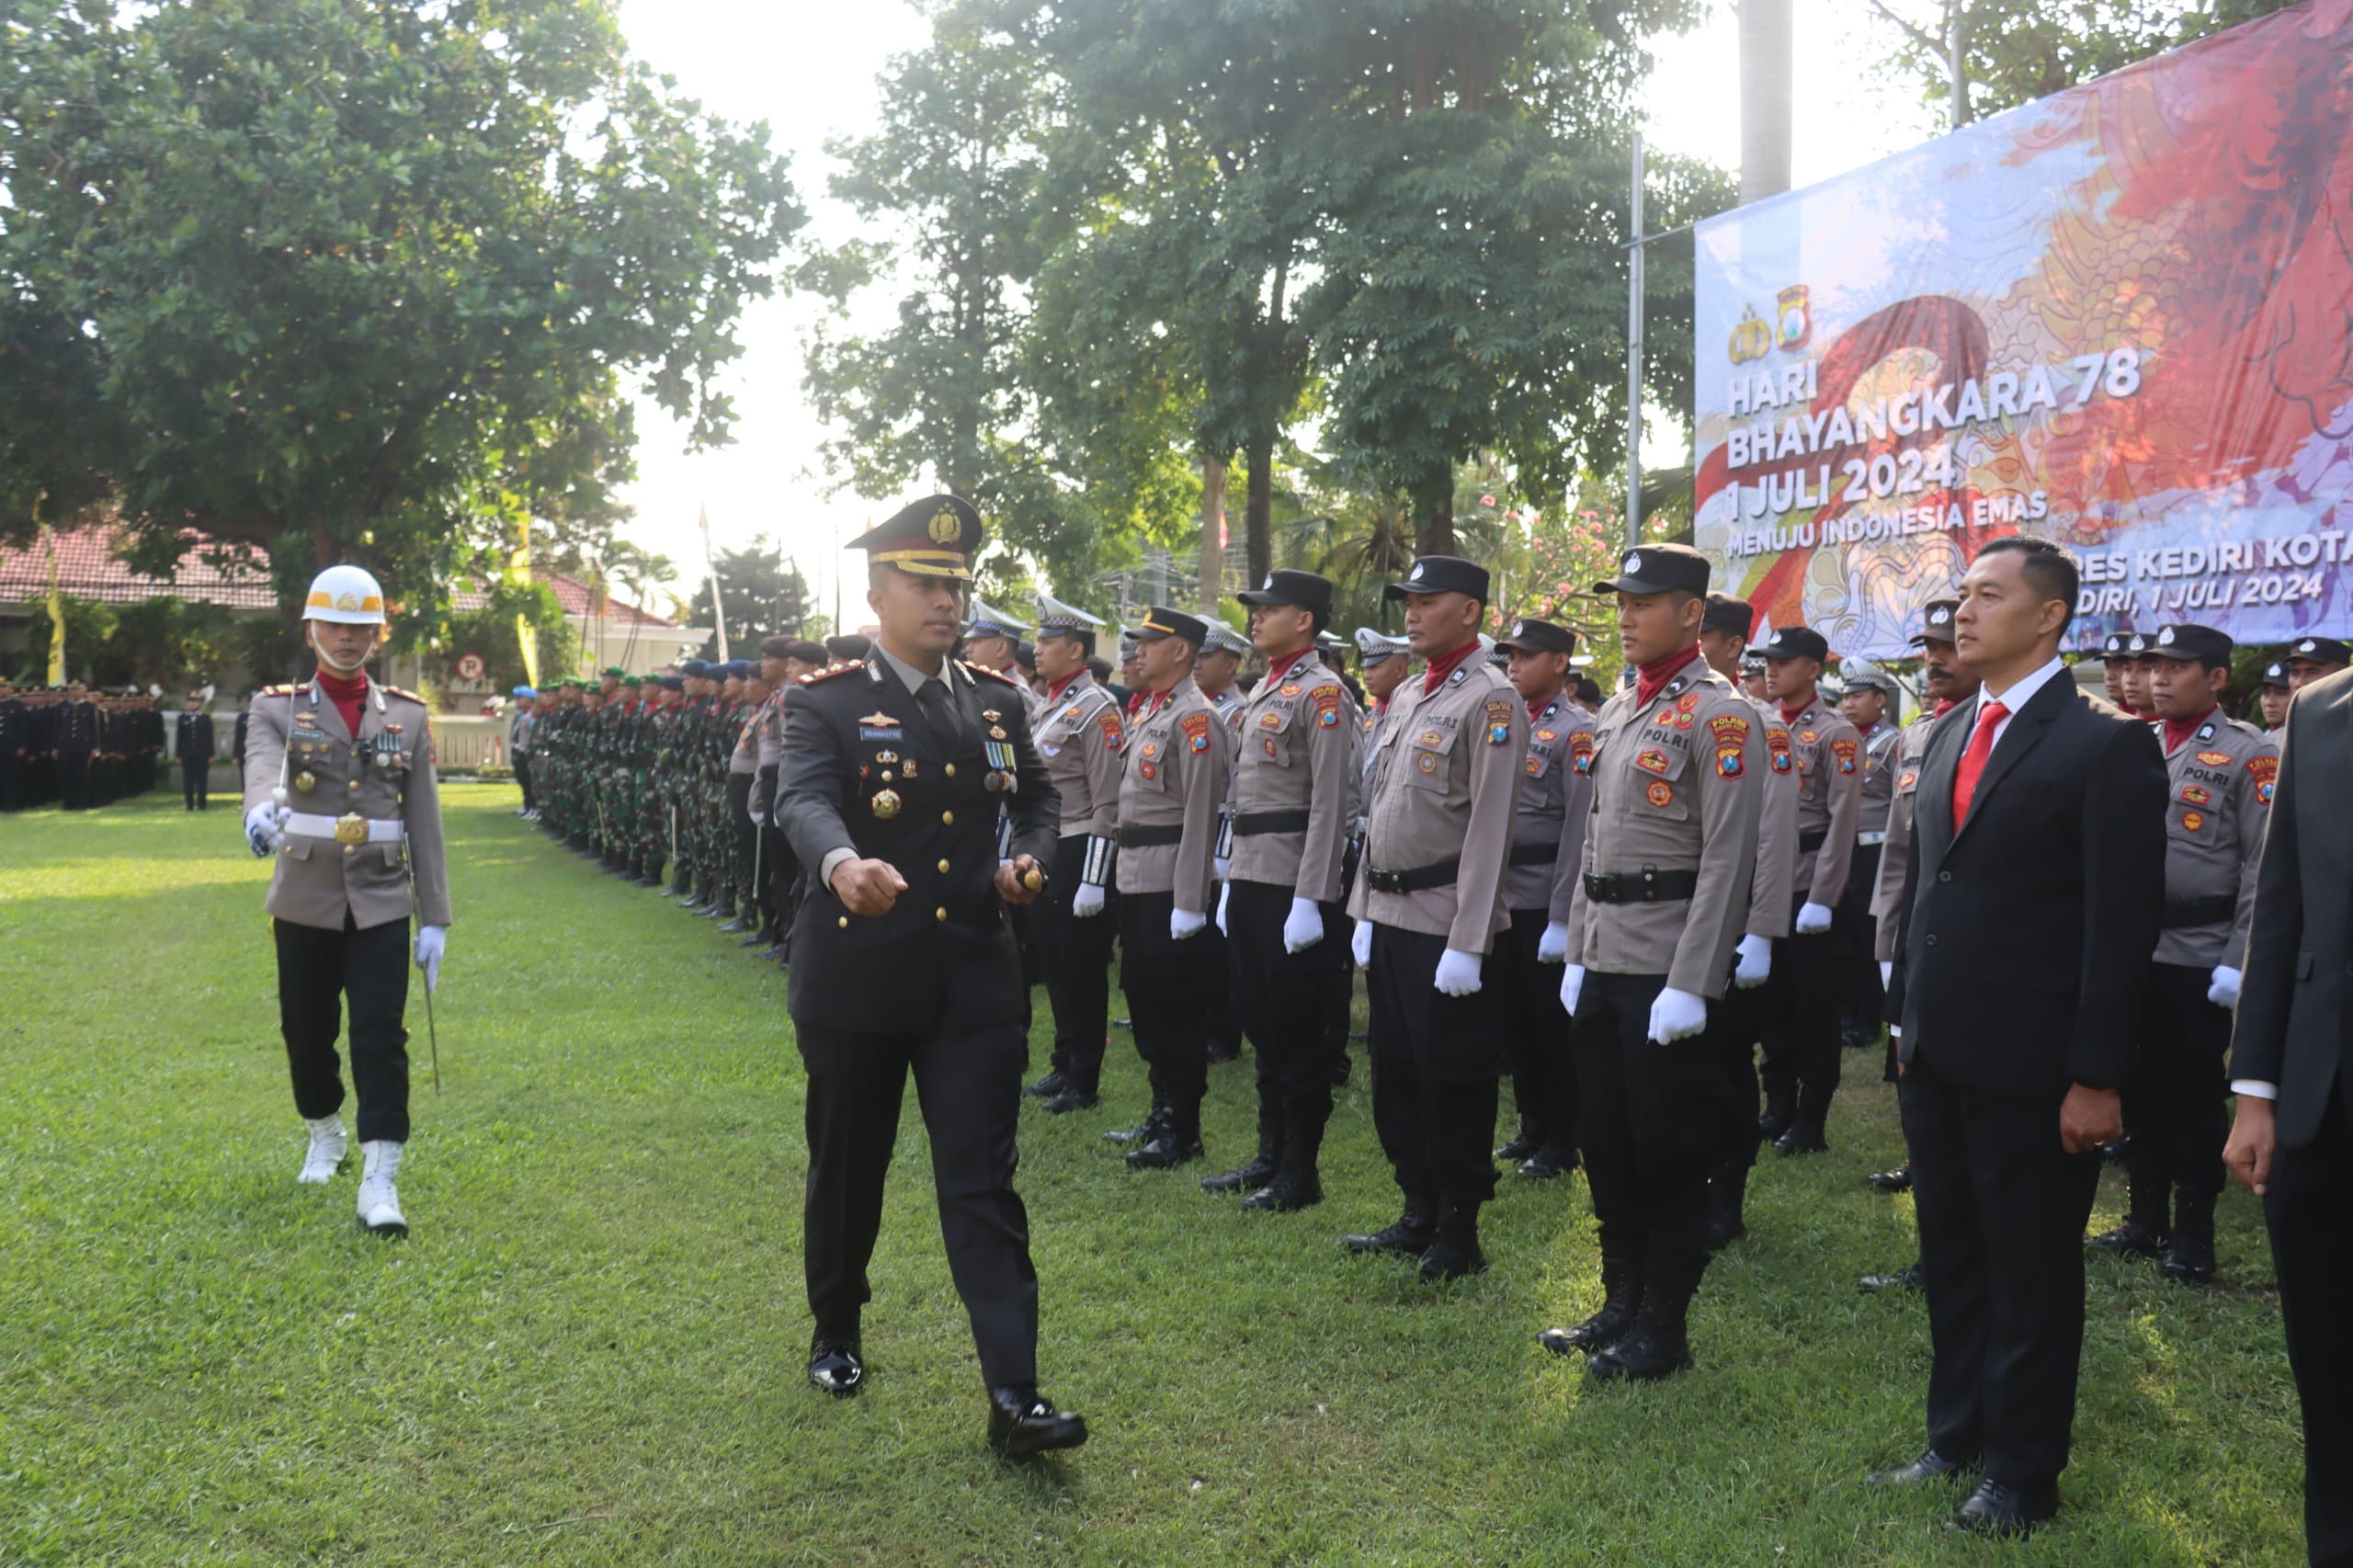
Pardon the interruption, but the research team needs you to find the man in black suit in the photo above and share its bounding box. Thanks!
[1870,536,2167,1536]
[2225,667,2353,1567]
[177,691,217,810]
[776,494,1086,1460]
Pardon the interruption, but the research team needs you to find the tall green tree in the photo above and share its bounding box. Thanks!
[1866,0,2302,125]
[0,0,802,620]
[692,539,816,659]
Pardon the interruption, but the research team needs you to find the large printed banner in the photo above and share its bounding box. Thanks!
[1691,0,2353,659]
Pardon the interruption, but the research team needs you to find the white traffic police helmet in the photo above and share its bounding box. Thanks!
[302,565,388,625]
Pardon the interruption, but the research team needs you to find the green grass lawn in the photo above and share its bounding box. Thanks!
[0,788,2309,1565]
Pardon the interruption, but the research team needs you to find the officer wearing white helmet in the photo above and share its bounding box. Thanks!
[242,564,450,1236]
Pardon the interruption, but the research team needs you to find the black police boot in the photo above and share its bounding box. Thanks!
[1518,1143,1576,1181]
[1756,1090,1795,1140]
[1539,1255,1644,1357]
[1101,1104,1168,1144]
[1704,1165,1750,1252]
[1245,1120,1324,1212]
[1418,1203,1489,1281]
[1202,1109,1280,1194]
[1125,1104,1204,1170]
[1587,1279,1696,1383]
[1495,1126,1540,1163]
[1024,1069,1066,1099]
[1342,1199,1438,1256]
[2161,1192,2218,1284]
[1865,1161,1913,1194]
[1859,1261,1924,1293]
[985,1384,1088,1460]
[1773,1082,1832,1155]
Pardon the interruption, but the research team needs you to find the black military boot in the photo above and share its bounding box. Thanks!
[1101,1104,1168,1145]
[1244,1121,1324,1212]
[1341,1199,1438,1256]
[1495,1125,1541,1163]
[1756,1089,1796,1140]
[1023,1070,1067,1099]
[1042,1082,1099,1114]
[1587,1278,1697,1383]
[1125,1103,1204,1170]
[1518,1143,1576,1181]
[1418,1203,1489,1281]
[1704,1161,1750,1252]
[1539,1255,1644,1357]
[1202,1108,1280,1194]
[2161,1191,2218,1284]
[1774,1082,1832,1155]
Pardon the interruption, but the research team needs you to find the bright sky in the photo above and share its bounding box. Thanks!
[609,0,1938,619]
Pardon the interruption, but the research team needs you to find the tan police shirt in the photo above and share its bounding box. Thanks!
[1566,659,1764,997]
[1114,675,1228,915]
[1856,719,1901,839]
[244,676,450,933]
[2155,712,2276,971]
[1228,652,1359,903]
[1035,671,1125,842]
[1870,710,1944,962]
[1743,693,1801,941]
[1347,652,1526,955]
[1504,691,1597,922]
[1778,696,1864,908]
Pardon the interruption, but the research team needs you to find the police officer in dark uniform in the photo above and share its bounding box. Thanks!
[776,494,1086,1460]
[54,679,98,811]
[177,690,217,810]
[0,676,23,812]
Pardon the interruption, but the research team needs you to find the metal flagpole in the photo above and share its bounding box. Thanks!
[699,504,730,662]
[1626,131,1645,549]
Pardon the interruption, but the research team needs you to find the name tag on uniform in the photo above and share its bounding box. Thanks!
[858,710,903,742]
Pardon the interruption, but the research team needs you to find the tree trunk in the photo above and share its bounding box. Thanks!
[1244,431,1273,590]
[1413,467,1455,557]
[1198,456,1227,615]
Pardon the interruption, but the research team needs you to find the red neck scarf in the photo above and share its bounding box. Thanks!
[1045,672,1084,704]
[1778,690,1817,724]
[1267,647,1315,684]
[1421,640,1483,695]
[1634,646,1704,712]
[1525,687,1562,722]
[314,666,368,738]
[2163,706,2219,756]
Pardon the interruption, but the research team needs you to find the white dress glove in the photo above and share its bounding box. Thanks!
[244,801,289,857]
[1072,882,1107,918]
[1879,960,1893,990]
[1734,933,1773,990]
[1351,918,1374,968]
[1646,986,1708,1044]
[1433,948,1483,996]
[415,926,447,993]
[1170,906,1207,941]
[1560,963,1586,1017]
[1794,901,1835,935]
[1216,883,1233,936]
[1537,922,1571,963]
[2208,965,2243,1009]
[1282,897,1324,953]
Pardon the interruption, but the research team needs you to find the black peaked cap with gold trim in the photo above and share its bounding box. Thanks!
[848,494,984,581]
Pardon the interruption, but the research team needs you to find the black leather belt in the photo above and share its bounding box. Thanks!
[1583,869,1699,903]
[2161,893,2234,929]
[1233,809,1311,835]
[1364,858,1460,894]
[1799,829,1827,853]
[1509,841,1560,867]
[1117,824,1183,848]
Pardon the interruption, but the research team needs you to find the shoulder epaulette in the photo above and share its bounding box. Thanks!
[381,685,426,704]
[799,660,862,686]
[259,685,294,698]
[961,659,1021,687]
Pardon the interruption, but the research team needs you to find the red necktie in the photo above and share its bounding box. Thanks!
[1950,700,2010,831]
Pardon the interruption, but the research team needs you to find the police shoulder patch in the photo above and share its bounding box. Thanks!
[1483,696,1515,745]
[962,660,1023,688]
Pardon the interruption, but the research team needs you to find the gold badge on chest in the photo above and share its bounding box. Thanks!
[871,788,903,820]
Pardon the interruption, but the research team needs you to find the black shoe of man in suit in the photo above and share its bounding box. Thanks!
[807,1335,864,1399]
[1866,1449,1969,1486]
[986,1385,1088,1460]
[1948,1480,2059,1537]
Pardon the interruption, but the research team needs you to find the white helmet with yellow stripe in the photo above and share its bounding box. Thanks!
[302,564,387,625]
